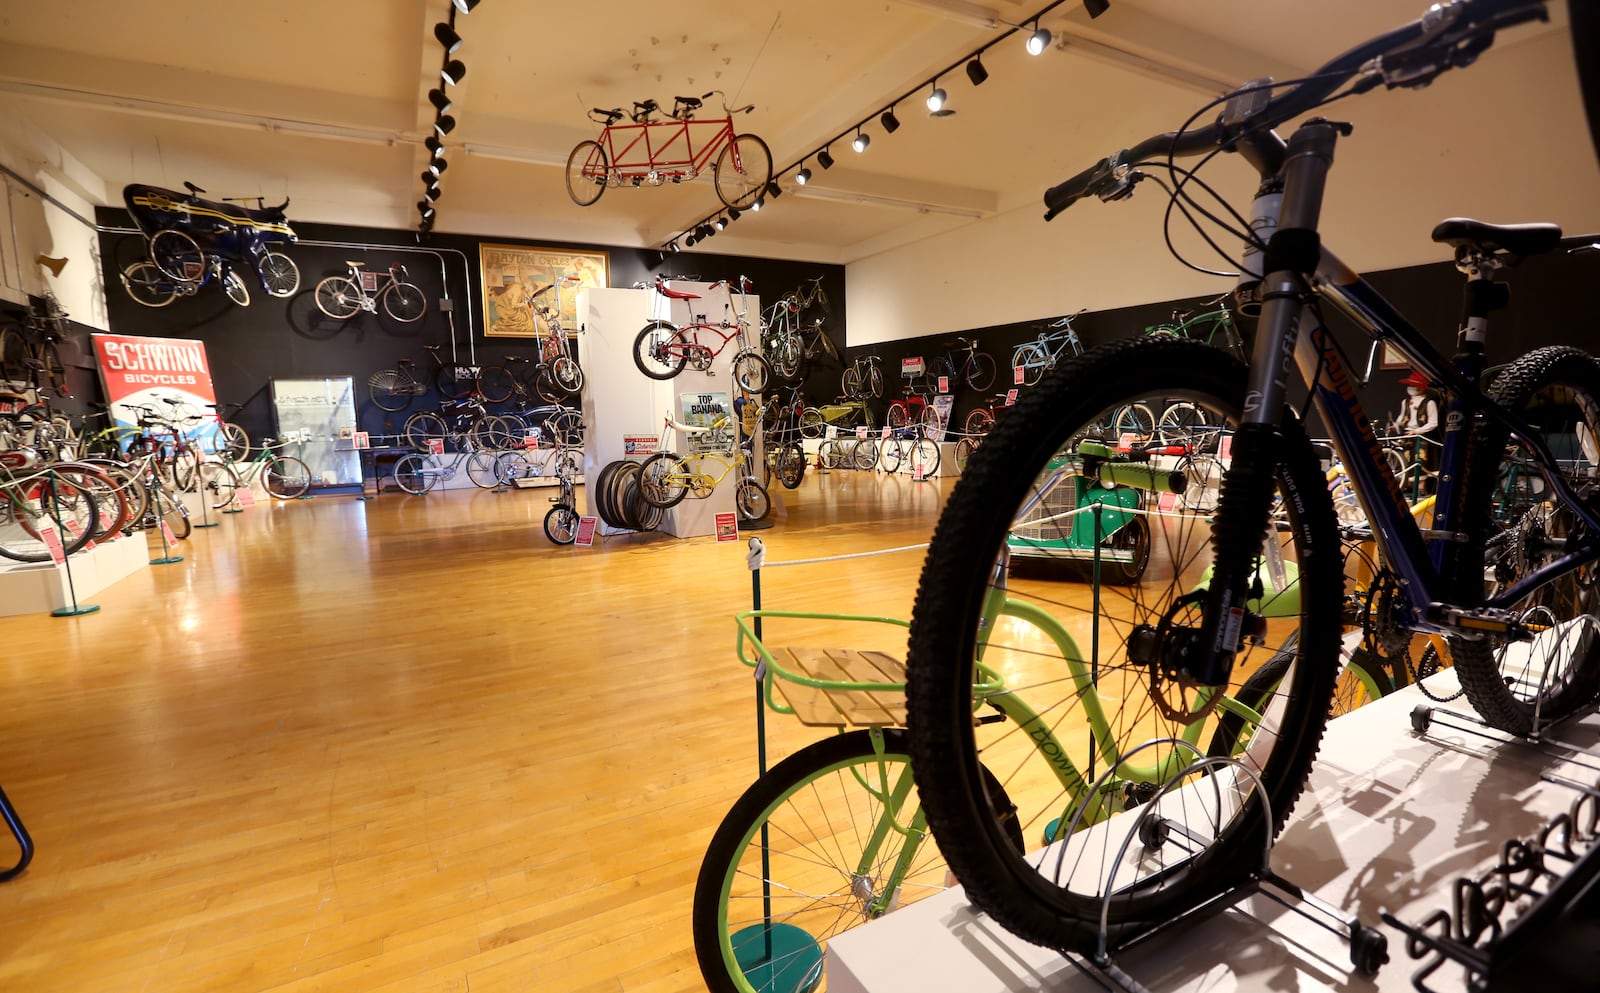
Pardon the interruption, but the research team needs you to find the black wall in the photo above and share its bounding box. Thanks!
[95,208,847,445]
[843,239,1600,436]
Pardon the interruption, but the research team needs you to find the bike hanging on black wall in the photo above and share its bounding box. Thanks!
[119,182,300,309]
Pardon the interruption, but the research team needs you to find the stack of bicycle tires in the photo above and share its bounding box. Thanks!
[592,460,663,533]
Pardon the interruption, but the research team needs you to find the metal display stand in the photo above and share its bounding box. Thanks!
[44,471,99,617]
[0,784,33,882]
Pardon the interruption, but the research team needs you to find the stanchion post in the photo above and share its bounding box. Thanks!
[46,470,100,617]
[193,462,218,528]
[148,477,184,565]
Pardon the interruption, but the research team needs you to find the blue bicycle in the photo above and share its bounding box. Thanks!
[1009,312,1085,387]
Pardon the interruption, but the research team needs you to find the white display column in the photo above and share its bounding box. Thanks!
[577,283,760,538]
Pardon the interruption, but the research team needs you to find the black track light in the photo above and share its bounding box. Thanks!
[423,184,441,202]
[880,107,900,133]
[796,165,812,185]
[751,197,764,212]
[1026,21,1052,56]
[728,207,741,220]
[926,85,946,113]
[417,201,435,218]
[452,0,481,13]
[817,147,834,170]
[765,181,781,200]
[1085,0,1109,17]
[425,135,445,158]
[441,59,467,86]
[428,88,453,114]
[669,241,680,253]
[421,170,440,185]
[429,157,449,176]
[701,224,716,239]
[686,234,698,247]
[966,56,988,86]
[852,130,870,153]
[434,114,456,136]
[714,216,728,231]
[434,22,462,54]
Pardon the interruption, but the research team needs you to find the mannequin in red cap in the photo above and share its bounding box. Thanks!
[1390,369,1441,490]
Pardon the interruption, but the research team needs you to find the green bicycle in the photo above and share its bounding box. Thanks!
[193,440,313,508]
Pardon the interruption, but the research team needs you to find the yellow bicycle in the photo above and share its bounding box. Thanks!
[638,413,770,520]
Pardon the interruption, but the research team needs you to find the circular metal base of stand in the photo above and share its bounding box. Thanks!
[193,522,219,529]
[223,508,244,514]
[295,495,313,500]
[741,517,776,531]
[52,603,100,617]
[728,922,823,993]
[150,555,184,565]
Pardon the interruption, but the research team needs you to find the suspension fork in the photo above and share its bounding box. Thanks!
[1193,120,1345,686]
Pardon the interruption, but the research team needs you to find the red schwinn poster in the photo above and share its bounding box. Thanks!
[91,334,217,436]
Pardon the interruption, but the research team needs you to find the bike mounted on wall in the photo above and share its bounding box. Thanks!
[120,182,300,309]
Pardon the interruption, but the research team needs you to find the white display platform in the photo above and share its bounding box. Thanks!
[0,534,150,616]
[828,672,1596,992]
[800,438,961,477]
[578,284,760,538]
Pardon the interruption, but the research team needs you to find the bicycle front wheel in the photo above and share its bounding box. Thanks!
[639,452,690,508]
[264,456,312,499]
[775,442,806,489]
[904,338,1341,955]
[544,505,579,544]
[392,453,437,494]
[692,729,1023,993]
[314,276,362,319]
[404,411,448,450]
[731,351,769,394]
[964,351,996,392]
[476,364,515,403]
[383,281,428,322]
[565,140,609,207]
[736,478,770,520]
[195,461,239,510]
[550,356,584,396]
[120,262,177,308]
[221,271,251,307]
[1454,346,1600,734]
[466,451,503,489]
[712,133,772,210]
[368,369,413,412]
[260,251,300,297]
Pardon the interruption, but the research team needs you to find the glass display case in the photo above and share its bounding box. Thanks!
[270,376,361,486]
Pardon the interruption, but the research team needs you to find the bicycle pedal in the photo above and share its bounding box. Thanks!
[1427,603,1524,638]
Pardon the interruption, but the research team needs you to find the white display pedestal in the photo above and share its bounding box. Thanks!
[827,671,1595,992]
[578,283,760,538]
[0,535,149,617]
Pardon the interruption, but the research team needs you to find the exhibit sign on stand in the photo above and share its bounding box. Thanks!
[91,333,216,438]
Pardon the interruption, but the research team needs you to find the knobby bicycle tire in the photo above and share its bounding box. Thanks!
[904,338,1341,954]
[691,728,1023,993]
[1453,346,1600,734]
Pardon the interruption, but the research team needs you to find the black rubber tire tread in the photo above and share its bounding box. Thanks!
[476,364,515,403]
[691,728,1024,993]
[712,133,772,210]
[265,456,313,499]
[776,442,806,489]
[736,478,770,521]
[965,351,997,393]
[544,505,578,544]
[565,140,608,206]
[592,461,623,527]
[904,337,1342,953]
[634,321,688,380]
[160,492,191,541]
[731,351,770,394]
[1453,345,1600,734]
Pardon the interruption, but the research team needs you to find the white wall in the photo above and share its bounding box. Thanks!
[847,29,1600,346]
[0,99,110,328]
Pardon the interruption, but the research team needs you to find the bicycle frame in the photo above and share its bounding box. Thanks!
[1235,125,1600,635]
[592,116,737,183]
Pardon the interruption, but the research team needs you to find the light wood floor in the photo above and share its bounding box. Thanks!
[0,468,956,993]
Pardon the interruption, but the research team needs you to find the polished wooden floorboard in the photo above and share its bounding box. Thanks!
[0,469,956,993]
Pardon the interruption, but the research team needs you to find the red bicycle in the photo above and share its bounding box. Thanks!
[566,91,771,210]
[633,276,771,392]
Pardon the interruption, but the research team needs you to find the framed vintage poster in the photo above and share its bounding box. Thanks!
[480,243,609,338]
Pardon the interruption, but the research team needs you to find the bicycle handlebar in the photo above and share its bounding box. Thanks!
[1042,0,1547,220]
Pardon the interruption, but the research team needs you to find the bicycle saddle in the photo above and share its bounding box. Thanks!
[1431,217,1562,264]
[674,95,702,113]
[654,279,700,300]
[183,181,206,195]
[631,99,660,122]
[346,260,366,268]
[591,107,625,125]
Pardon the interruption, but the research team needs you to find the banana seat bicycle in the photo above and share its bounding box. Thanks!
[903,0,1600,960]
[633,276,771,392]
[638,412,770,521]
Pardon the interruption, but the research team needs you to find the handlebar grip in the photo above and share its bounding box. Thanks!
[1043,156,1117,220]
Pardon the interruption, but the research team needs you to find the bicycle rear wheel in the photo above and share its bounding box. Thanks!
[639,453,690,508]
[466,452,503,489]
[196,461,240,510]
[565,141,608,207]
[1014,344,1046,387]
[264,456,312,499]
[476,364,515,403]
[382,282,428,322]
[964,352,997,393]
[314,276,362,319]
[634,322,688,380]
[907,437,939,476]
[965,408,994,437]
[149,230,203,282]
[260,251,300,297]
[210,421,251,462]
[392,454,437,494]
[692,729,1022,993]
[120,262,177,308]
[404,411,448,450]
[904,338,1340,954]
[368,370,414,412]
[1454,346,1600,734]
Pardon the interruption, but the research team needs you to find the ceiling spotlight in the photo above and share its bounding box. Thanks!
[880,107,900,133]
[966,56,988,86]
[425,135,445,157]
[428,88,453,114]
[441,60,467,85]
[421,170,440,185]
[817,147,834,170]
[1085,0,1110,17]
[428,157,449,176]
[686,234,698,247]
[423,184,441,202]
[765,181,782,200]
[434,114,456,136]
[926,85,946,113]
[852,130,870,153]
[796,165,812,185]
[1026,21,1052,56]
[728,207,741,220]
[417,201,435,218]
[715,217,727,231]
[434,23,462,54]
[701,224,716,239]
[669,241,680,253]
[752,197,763,212]
[452,0,481,13]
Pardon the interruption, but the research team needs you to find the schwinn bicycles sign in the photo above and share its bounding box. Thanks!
[91,332,217,433]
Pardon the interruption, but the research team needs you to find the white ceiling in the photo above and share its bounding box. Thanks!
[0,0,1575,264]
